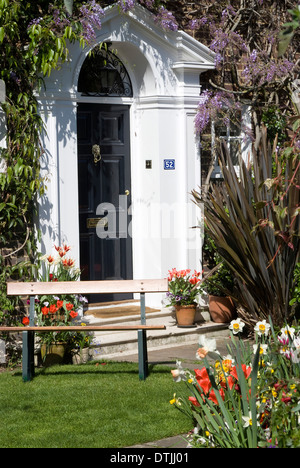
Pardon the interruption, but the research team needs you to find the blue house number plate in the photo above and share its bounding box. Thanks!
[164,159,175,170]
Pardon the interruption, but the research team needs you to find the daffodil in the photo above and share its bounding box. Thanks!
[280,325,296,339]
[253,343,268,355]
[229,318,245,335]
[254,320,270,337]
[291,336,300,364]
[242,413,253,427]
[170,360,187,382]
[196,335,217,359]
[242,411,259,428]
[169,393,181,406]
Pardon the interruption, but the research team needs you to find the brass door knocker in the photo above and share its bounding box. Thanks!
[92,144,101,164]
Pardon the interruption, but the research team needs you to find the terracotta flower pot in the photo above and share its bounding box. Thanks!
[175,304,197,328]
[209,295,236,323]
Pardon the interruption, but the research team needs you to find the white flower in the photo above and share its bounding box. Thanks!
[291,336,300,364]
[296,401,300,425]
[196,335,217,360]
[242,414,252,428]
[229,318,245,335]
[171,360,187,382]
[253,343,268,355]
[242,411,259,428]
[280,325,296,340]
[254,320,271,337]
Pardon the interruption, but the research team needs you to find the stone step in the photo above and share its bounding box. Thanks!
[82,304,230,360]
[84,308,171,327]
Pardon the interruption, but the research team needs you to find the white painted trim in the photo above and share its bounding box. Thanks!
[37,4,215,302]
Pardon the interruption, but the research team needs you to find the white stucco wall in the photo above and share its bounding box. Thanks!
[37,4,215,305]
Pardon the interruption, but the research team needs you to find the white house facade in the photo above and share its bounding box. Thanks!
[37,4,215,305]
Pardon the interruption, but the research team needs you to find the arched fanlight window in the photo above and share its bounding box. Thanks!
[78,43,133,97]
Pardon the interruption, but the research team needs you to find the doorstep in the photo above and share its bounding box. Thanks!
[83,306,230,360]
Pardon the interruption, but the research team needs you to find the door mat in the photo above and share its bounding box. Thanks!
[84,300,160,318]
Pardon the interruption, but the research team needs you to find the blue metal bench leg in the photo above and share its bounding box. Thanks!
[22,330,35,382]
[138,329,148,380]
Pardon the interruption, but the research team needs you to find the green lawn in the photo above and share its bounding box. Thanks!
[0,361,192,448]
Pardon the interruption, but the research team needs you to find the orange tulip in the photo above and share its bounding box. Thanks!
[41,306,49,316]
[49,304,58,314]
[230,364,252,381]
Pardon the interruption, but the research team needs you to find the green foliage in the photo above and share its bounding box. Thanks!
[279,5,300,56]
[0,0,91,330]
[290,263,300,318]
[261,106,287,145]
[202,229,235,297]
[203,262,235,297]
[192,127,300,330]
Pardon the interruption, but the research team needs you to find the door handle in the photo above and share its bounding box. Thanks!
[92,144,101,164]
[125,190,130,196]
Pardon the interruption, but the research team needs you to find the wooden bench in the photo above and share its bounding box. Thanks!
[0,279,168,382]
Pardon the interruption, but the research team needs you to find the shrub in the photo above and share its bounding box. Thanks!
[192,127,300,330]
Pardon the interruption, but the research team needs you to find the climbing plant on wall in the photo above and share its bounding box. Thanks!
[0,0,176,332]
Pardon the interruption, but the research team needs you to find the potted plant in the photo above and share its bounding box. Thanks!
[166,268,202,327]
[35,245,90,365]
[202,262,237,323]
[201,229,236,323]
[70,319,93,364]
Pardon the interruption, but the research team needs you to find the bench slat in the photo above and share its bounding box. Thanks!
[0,325,166,332]
[7,279,168,296]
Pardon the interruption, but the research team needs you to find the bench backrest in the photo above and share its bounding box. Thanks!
[7,279,169,297]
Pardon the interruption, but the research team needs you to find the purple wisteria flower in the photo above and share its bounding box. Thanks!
[154,6,178,32]
[52,7,71,29]
[139,0,155,8]
[195,90,242,135]
[10,71,20,84]
[209,27,247,69]
[188,19,200,31]
[27,17,43,29]
[79,0,105,43]
[242,50,294,86]
[118,0,136,13]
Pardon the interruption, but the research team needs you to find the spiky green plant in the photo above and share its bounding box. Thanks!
[193,127,300,330]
